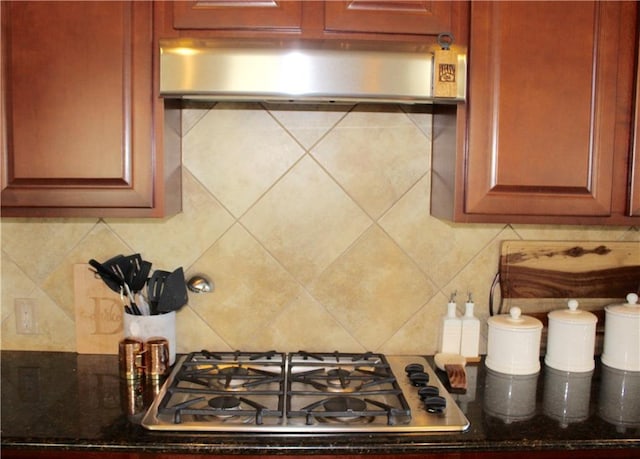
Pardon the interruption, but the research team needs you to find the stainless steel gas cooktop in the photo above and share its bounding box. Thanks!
[141,351,470,433]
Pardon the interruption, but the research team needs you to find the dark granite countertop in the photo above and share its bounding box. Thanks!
[1,351,638,456]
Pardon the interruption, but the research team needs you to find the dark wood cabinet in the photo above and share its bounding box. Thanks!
[630,30,640,217]
[1,1,181,217]
[157,0,468,44]
[324,1,463,37]
[432,1,639,225]
[172,0,303,32]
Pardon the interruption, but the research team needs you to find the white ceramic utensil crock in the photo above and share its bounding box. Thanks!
[486,307,543,375]
[601,293,640,372]
[545,299,597,372]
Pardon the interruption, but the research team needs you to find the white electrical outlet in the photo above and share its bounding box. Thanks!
[15,298,37,334]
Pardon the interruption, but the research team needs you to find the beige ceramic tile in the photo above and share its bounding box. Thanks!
[260,290,365,352]
[182,100,216,135]
[1,254,38,323]
[379,292,449,355]
[443,226,522,354]
[1,218,96,284]
[1,282,75,351]
[380,176,505,289]
[185,224,303,348]
[311,104,430,219]
[106,170,235,271]
[175,305,231,353]
[183,102,305,216]
[41,222,132,319]
[4,97,638,356]
[310,226,437,351]
[511,224,633,241]
[242,155,372,285]
[266,103,351,150]
[402,105,434,140]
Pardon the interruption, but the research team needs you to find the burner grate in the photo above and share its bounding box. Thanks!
[142,352,471,432]
[289,396,411,426]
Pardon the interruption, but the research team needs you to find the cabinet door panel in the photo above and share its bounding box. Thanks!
[325,1,455,35]
[631,33,640,217]
[1,1,170,215]
[465,1,618,216]
[173,0,302,30]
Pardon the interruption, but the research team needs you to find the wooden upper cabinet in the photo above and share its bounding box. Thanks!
[1,1,181,217]
[172,0,303,31]
[324,1,458,36]
[159,0,467,43]
[432,1,638,225]
[631,32,640,217]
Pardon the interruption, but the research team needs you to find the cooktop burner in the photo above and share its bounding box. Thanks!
[141,351,470,433]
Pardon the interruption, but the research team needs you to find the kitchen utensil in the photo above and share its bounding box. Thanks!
[100,254,143,315]
[89,257,138,314]
[114,254,148,315]
[434,353,467,390]
[601,293,640,371]
[88,258,122,293]
[129,254,152,293]
[187,275,213,293]
[135,292,151,316]
[147,270,170,315]
[157,267,188,313]
[486,307,542,375]
[545,299,597,372]
[102,254,125,278]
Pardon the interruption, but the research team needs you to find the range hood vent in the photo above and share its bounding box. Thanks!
[159,39,466,104]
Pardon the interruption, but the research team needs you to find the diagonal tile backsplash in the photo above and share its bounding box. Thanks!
[242,155,371,286]
[1,102,638,354]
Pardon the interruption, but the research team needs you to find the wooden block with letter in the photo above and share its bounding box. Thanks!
[74,263,123,354]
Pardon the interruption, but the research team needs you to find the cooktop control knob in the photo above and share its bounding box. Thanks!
[418,385,439,400]
[409,371,430,386]
[404,363,424,375]
[424,395,447,414]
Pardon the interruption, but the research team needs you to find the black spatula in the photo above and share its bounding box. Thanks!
[148,270,170,315]
[157,267,189,313]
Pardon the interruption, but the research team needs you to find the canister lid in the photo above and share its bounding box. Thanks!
[548,299,597,324]
[488,307,543,330]
[605,293,640,317]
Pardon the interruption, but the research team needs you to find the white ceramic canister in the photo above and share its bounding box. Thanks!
[601,293,640,372]
[486,307,543,375]
[545,299,597,372]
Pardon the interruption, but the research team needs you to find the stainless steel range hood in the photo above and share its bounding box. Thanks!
[159,39,466,104]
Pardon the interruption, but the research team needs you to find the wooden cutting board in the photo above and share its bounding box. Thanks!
[73,263,123,354]
[500,241,639,300]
